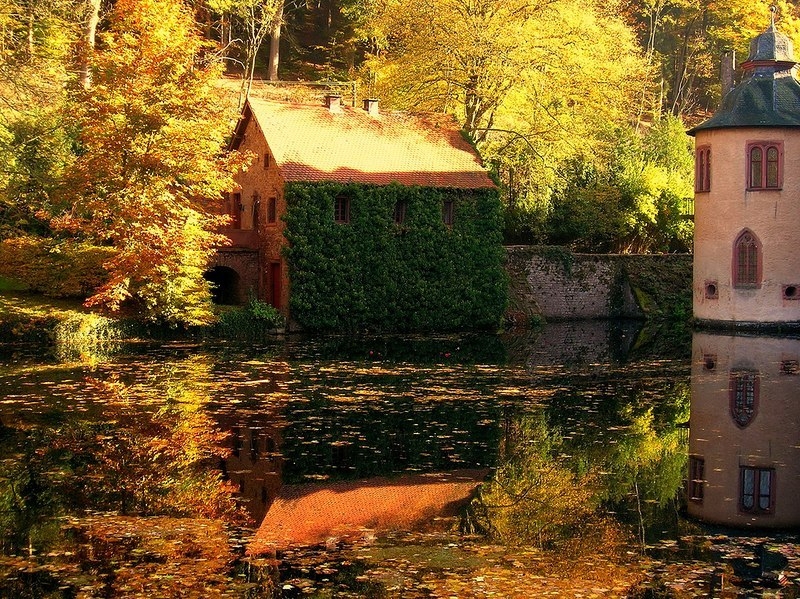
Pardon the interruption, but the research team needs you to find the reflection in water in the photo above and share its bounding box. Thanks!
[1,324,799,597]
[250,469,488,553]
[689,332,800,528]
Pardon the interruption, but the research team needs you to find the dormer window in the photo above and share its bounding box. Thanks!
[747,141,782,189]
[695,145,711,192]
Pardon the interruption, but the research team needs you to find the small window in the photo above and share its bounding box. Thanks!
[230,192,242,229]
[780,359,799,375]
[783,285,799,300]
[733,229,761,289]
[695,145,711,192]
[393,201,407,225]
[747,141,782,189]
[704,280,718,299]
[703,354,717,371]
[264,153,270,168]
[442,200,454,226]
[730,370,759,428]
[267,197,277,224]
[740,467,774,514]
[251,192,260,231]
[688,456,705,502]
[334,195,350,224]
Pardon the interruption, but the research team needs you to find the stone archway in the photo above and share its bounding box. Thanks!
[205,266,242,305]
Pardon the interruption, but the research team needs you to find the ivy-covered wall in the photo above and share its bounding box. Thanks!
[283,182,507,332]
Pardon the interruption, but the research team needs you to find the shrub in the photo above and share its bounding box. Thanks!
[215,298,285,338]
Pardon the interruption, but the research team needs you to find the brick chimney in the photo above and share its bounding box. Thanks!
[363,98,379,115]
[325,94,342,113]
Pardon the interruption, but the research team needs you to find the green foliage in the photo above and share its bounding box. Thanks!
[543,116,694,253]
[283,182,507,332]
[0,236,114,298]
[216,296,285,337]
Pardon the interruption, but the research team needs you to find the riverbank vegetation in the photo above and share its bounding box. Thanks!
[1,0,798,325]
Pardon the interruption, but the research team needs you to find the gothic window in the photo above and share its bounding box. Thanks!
[733,229,761,288]
[729,370,759,428]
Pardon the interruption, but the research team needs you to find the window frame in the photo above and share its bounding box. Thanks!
[393,200,407,225]
[729,369,759,428]
[732,229,762,289]
[739,466,775,515]
[442,199,454,227]
[695,145,711,192]
[334,194,351,224]
[688,456,705,503]
[746,141,783,190]
[267,196,277,225]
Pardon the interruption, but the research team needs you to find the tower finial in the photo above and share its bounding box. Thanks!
[770,4,778,28]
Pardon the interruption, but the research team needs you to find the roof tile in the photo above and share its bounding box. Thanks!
[245,98,495,189]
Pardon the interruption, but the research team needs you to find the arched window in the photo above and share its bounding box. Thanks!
[747,141,783,189]
[733,229,761,288]
[729,370,759,428]
[695,146,711,192]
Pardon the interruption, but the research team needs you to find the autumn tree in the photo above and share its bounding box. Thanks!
[622,0,800,120]
[49,0,245,324]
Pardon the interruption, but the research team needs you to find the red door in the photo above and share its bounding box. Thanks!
[270,262,281,310]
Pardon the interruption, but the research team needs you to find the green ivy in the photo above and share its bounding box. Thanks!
[283,182,507,332]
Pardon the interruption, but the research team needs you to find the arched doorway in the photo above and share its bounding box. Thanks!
[205,266,242,305]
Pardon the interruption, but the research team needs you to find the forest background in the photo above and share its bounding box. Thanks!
[0,0,798,324]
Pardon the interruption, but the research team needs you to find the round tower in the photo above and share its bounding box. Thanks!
[690,8,800,328]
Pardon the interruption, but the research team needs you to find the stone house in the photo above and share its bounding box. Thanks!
[690,11,800,328]
[209,95,505,331]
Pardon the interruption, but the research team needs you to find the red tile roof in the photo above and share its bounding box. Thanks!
[240,98,495,189]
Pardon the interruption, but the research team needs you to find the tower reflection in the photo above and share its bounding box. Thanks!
[689,332,800,528]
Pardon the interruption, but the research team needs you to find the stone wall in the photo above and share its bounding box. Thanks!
[505,246,692,323]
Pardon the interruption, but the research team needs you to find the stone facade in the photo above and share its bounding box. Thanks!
[504,246,691,322]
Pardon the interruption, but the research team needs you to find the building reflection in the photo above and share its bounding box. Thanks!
[689,332,800,528]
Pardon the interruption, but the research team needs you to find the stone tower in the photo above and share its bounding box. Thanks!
[690,8,800,329]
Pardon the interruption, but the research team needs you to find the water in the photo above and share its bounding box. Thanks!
[0,322,798,597]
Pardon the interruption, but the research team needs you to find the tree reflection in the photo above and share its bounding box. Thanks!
[0,354,248,596]
[475,380,689,553]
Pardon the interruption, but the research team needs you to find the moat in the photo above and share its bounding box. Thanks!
[1,321,798,597]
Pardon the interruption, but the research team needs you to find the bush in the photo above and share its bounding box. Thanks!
[215,298,285,338]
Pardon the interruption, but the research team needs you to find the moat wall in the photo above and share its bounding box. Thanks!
[504,246,693,324]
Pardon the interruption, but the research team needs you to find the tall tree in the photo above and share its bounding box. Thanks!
[50,0,246,324]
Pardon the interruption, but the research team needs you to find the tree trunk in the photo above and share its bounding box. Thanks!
[267,2,284,81]
[79,0,102,90]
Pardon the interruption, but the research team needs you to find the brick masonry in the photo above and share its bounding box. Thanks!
[505,246,692,323]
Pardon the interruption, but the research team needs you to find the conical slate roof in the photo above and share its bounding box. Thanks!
[690,8,800,133]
